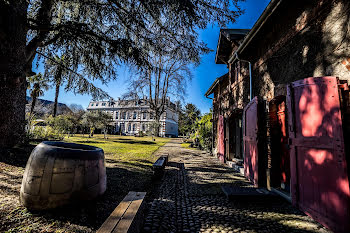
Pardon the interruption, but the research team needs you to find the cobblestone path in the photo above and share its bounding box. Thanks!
[142,139,330,233]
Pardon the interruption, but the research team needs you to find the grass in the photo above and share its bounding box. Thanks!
[0,134,170,232]
[181,142,199,150]
[65,134,170,166]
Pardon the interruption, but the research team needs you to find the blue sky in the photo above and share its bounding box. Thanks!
[36,0,270,114]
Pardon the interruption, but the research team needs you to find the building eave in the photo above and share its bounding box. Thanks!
[228,0,283,64]
[215,29,250,64]
[205,73,228,97]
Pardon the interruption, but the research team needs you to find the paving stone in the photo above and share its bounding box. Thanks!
[140,139,330,233]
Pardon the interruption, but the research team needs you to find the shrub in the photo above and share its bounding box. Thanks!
[26,125,63,141]
[25,113,64,141]
[193,112,212,152]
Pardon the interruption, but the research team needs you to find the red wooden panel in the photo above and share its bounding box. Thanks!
[243,97,259,186]
[287,76,350,233]
[217,115,225,163]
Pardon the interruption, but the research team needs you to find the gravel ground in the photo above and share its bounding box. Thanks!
[142,139,331,233]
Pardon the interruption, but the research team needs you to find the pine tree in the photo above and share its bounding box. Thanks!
[0,0,243,147]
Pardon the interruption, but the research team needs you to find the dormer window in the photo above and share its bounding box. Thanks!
[102,102,106,106]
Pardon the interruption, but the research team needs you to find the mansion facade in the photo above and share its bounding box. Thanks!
[87,98,179,137]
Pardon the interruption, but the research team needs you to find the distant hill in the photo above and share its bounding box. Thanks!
[26,96,72,117]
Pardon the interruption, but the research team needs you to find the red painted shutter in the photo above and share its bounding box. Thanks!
[218,115,225,162]
[243,97,259,186]
[287,76,350,233]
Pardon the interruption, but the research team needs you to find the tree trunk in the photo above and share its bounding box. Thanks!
[155,114,160,137]
[0,2,28,147]
[30,95,37,115]
[53,81,60,117]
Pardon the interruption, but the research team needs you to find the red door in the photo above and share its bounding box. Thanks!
[243,97,259,186]
[287,76,350,233]
[218,115,225,163]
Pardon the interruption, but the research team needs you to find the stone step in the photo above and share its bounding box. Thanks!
[226,161,244,175]
[221,185,278,201]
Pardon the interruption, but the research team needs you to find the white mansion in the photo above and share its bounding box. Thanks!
[87,98,179,137]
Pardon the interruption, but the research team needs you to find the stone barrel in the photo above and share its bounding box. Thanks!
[20,141,107,210]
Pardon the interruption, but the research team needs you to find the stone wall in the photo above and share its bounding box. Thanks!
[229,61,251,110]
[211,0,350,161]
[241,0,350,101]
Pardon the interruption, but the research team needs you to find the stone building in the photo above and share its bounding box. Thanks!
[206,0,350,232]
[87,98,179,137]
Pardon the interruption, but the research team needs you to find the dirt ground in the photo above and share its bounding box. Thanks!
[0,137,166,233]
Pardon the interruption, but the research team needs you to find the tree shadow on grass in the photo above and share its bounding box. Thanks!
[113,140,156,145]
[115,138,132,141]
[106,159,153,170]
[74,140,105,144]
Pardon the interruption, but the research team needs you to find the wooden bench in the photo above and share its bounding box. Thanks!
[152,155,168,177]
[97,191,146,233]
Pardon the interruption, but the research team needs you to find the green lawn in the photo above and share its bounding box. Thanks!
[65,134,170,166]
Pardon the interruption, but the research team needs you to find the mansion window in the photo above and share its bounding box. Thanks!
[143,112,147,119]
[132,124,136,131]
[133,111,137,119]
[128,123,131,131]
[115,111,119,119]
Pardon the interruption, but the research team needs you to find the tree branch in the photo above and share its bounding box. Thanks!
[25,0,55,71]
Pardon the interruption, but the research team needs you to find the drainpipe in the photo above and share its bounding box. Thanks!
[225,0,283,100]
[205,95,215,155]
[234,53,253,101]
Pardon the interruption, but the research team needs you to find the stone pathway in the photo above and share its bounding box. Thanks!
[142,139,330,233]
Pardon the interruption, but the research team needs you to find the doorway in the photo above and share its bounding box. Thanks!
[269,96,290,196]
[225,111,243,163]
